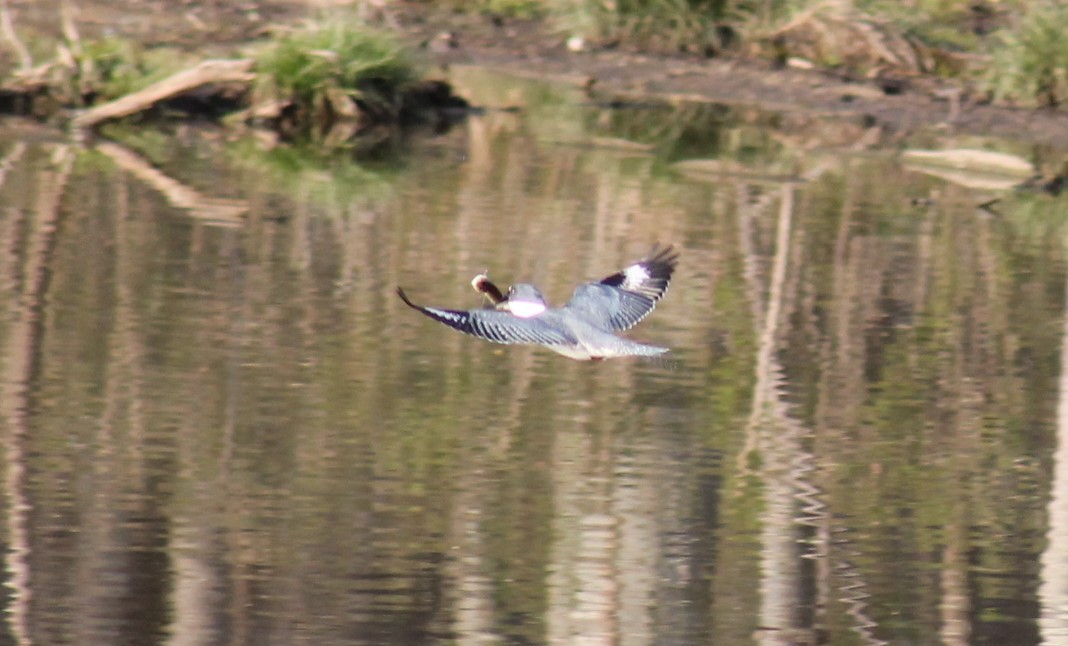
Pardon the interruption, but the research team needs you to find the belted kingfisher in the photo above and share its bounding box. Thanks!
[396,245,679,361]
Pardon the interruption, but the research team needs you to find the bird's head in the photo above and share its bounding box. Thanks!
[501,283,547,318]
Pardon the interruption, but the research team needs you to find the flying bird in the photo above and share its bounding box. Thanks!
[396,245,679,361]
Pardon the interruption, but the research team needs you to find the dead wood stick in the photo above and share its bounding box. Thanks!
[0,0,32,71]
[71,58,256,130]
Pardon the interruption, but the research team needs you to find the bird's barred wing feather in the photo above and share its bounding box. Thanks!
[397,288,576,346]
[563,244,679,332]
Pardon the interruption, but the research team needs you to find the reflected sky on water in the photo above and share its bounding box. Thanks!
[1,67,1067,645]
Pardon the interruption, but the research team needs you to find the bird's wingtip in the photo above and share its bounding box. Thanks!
[396,286,418,309]
[647,242,680,265]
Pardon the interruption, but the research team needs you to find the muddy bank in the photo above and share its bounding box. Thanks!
[4,0,1068,148]
[398,7,1068,150]
[0,1,470,138]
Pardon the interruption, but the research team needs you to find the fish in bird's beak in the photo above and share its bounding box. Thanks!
[471,274,506,306]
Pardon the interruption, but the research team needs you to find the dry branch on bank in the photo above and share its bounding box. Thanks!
[3,48,473,141]
[0,9,470,144]
[50,50,468,140]
[70,58,256,130]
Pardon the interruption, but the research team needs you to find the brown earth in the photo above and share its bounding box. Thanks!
[396,6,1068,151]
[6,0,1068,149]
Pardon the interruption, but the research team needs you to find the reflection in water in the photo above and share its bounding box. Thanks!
[0,68,1065,644]
[1040,261,1068,645]
[1,142,75,646]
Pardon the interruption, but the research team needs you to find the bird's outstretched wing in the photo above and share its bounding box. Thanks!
[397,288,576,346]
[563,244,679,332]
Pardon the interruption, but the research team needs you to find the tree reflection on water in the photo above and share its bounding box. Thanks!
[0,69,1065,645]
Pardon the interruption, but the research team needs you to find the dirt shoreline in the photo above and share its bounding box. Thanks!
[7,0,1068,148]
[398,8,1068,150]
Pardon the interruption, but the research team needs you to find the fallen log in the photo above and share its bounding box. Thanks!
[71,58,256,131]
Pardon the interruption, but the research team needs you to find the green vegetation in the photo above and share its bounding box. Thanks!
[432,0,546,19]
[856,0,981,48]
[0,8,456,137]
[474,0,547,19]
[79,39,192,100]
[556,0,748,54]
[254,20,420,116]
[246,18,468,140]
[4,33,192,110]
[491,0,1068,110]
[986,2,1068,107]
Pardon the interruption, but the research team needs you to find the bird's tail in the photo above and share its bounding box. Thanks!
[622,340,670,357]
[642,352,678,370]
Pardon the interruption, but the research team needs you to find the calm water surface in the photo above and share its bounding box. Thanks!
[1,68,1067,645]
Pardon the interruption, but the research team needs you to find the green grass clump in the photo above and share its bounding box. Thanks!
[431,0,546,19]
[477,0,547,19]
[75,38,190,101]
[856,0,980,52]
[986,2,1068,108]
[560,0,743,53]
[255,21,419,109]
